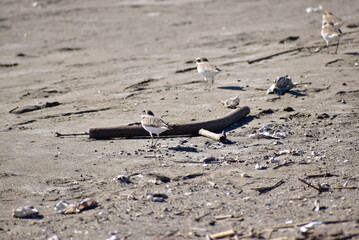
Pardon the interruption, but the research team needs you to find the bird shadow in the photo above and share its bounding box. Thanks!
[344,52,359,56]
[217,86,245,91]
[286,90,307,97]
[167,146,199,152]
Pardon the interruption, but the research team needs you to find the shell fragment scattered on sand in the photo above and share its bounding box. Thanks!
[13,206,40,218]
[221,96,240,109]
[55,198,98,214]
[267,75,295,95]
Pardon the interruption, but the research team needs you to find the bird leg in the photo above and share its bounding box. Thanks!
[153,135,160,147]
[149,133,154,148]
[335,39,340,54]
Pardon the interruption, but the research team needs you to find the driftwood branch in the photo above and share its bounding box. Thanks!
[198,129,227,142]
[89,106,250,139]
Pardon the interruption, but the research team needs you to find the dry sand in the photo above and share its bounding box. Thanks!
[0,0,358,239]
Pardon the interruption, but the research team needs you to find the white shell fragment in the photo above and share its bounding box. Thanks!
[106,234,121,240]
[54,198,98,214]
[248,132,281,140]
[54,200,77,214]
[267,75,295,95]
[221,96,240,109]
[48,235,61,240]
[146,193,168,202]
[299,221,323,233]
[13,206,40,218]
[114,174,131,183]
[306,5,323,13]
[255,163,268,170]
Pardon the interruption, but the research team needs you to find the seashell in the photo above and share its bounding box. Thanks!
[269,157,281,163]
[248,132,281,140]
[146,193,168,202]
[267,75,295,95]
[77,198,98,211]
[255,163,267,170]
[201,156,219,163]
[48,235,61,240]
[258,125,271,132]
[13,206,40,218]
[54,200,77,214]
[114,174,131,183]
[240,173,250,178]
[221,96,240,109]
[106,234,121,240]
[319,183,330,191]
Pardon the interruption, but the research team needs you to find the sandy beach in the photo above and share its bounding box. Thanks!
[0,0,358,239]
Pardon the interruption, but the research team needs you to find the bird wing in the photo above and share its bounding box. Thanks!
[201,62,221,72]
[142,115,170,129]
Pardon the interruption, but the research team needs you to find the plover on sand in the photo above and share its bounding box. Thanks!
[196,57,221,84]
[321,21,342,54]
[140,110,171,147]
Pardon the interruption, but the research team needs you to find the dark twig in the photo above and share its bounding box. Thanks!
[54,132,89,137]
[252,179,284,193]
[305,173,339,179]
[298,178,327,193]
[248,48,302,64]
[325,59,344,67]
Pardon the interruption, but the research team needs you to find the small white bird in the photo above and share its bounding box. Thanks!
[321,21,342,54]
[140,110,171,147]
[196,57,221,84]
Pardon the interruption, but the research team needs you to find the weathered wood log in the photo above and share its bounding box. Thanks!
[198,128,226,142]
[89,106,250,139]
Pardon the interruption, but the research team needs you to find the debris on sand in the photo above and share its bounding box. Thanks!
[221,96,240,109]
[249,125,287,140]
[249,132,281,140]
[106,234,121,240]
[208,229,237,239]
[13,206,40,218]
[54,198,98,214]
[114,174,132,184]
[267,75,295,95]
[48,235,62,240]
[305,5,322,13]
[255,163,268,170]
[146,193,168,202]
[299,221,323,233]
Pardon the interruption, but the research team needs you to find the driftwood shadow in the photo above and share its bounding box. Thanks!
[217,86,245,91]
[287,90,307,97]
[168,146,199,152]
[223,116,254,132]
